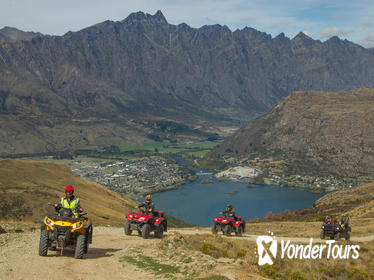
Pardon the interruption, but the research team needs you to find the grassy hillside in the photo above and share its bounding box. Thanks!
[0,158,136,226]
[208,88,374,179]
[256,182,374,226]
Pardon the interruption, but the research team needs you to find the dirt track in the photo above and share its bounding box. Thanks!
[172,228,374,243]
[1,227,373,280]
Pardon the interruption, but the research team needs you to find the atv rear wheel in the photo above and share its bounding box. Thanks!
[320,231,325,240]
[75,234,87,259]
[39,230,49,256]
[124,221,132,236]
[211,224,218,235]
[223,225,232,236]
[141,224,151,239]
[334,233,340,241]
[155,224,164,238]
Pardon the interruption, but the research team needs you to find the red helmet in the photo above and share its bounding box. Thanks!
[146,194,152,201]
[65,185,74,198]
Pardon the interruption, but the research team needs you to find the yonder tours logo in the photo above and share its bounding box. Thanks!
[256,235,360,266]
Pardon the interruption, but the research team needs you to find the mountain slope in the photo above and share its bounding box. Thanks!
[0,26,43,43]
[2,11,374,154]
[208,88,374,178]
[0,158,136,225]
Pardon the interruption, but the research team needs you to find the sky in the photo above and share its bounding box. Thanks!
[1,0,374,47]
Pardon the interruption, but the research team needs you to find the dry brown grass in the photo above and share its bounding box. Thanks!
[247,218,374,239]
[315,182,374,218]
[166,233,374,280]
[0,158,136,225]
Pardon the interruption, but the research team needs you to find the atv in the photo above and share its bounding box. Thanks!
[212,215,245,236]
[320,215,351,241]
[39,206,93,259]
[124,207,167,239]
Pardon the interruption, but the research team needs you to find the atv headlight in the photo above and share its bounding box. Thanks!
[72,222,82,229]
[222,219,228,223]
[336,227,339,230]
[45,218,54,226]
[139,217,146,221]
[129,214,133,218]
[322,226,324,229]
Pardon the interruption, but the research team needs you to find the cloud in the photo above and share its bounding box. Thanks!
[361,21,371,29]
[360,31,374,48]
[319,27,351,39]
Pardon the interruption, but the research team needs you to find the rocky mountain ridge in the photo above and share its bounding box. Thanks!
[0,26,43,43]
[1,11,374,154]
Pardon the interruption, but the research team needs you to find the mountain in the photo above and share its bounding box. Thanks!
[208,88,374,178]
[0,26,43,43]
[1,11,374,154]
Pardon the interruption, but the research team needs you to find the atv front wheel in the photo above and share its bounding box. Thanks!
[320,231,325,240]
[345,232,350,241]
[223,225,232,236]
[142,224,151,239]
[235,226,243,237]
[211,224,218,235]
[155,224,164,238]
[334,233,340,241]
[124,221,132,236]
[39,230,49,256]
[75,234,87,259]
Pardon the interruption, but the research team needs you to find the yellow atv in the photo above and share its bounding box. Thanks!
[39,207,93,259]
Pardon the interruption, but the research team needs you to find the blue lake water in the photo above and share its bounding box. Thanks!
[149,175,325,227]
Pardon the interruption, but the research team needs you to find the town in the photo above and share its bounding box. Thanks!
[69,157,191,196]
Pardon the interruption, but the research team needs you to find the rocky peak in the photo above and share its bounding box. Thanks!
[122,10,168,25]
[324,35,343,46]
[236,27,272,42]
[154,10,168,24]
[292,32,313,42]
[291,32,319,50]
[273,32,290,44]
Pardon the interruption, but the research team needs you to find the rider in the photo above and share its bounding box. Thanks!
[54,185,83,218]
[325,216,331,224]
[221,203,236,220]
[340,217,345,229]
[137,194,155,215]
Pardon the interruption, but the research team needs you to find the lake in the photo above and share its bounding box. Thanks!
[149,174,324,227]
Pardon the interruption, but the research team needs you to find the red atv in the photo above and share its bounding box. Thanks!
[124,208,167,239]
[212,215,245,236]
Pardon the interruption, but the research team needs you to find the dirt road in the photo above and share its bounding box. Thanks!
[1,227,373,280]
[171,228,374,242]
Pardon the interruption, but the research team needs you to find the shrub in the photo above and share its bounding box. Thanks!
[236,248,246,258]
[200,242,228,258]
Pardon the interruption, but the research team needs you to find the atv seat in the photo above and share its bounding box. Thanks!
[235,216,242,221]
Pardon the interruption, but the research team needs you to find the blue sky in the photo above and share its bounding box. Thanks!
[1,0,373,47]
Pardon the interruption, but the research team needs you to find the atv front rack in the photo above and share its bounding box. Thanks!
[46,214,88,222]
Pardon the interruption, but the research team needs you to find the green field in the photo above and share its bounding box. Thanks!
[119,140,222,155]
